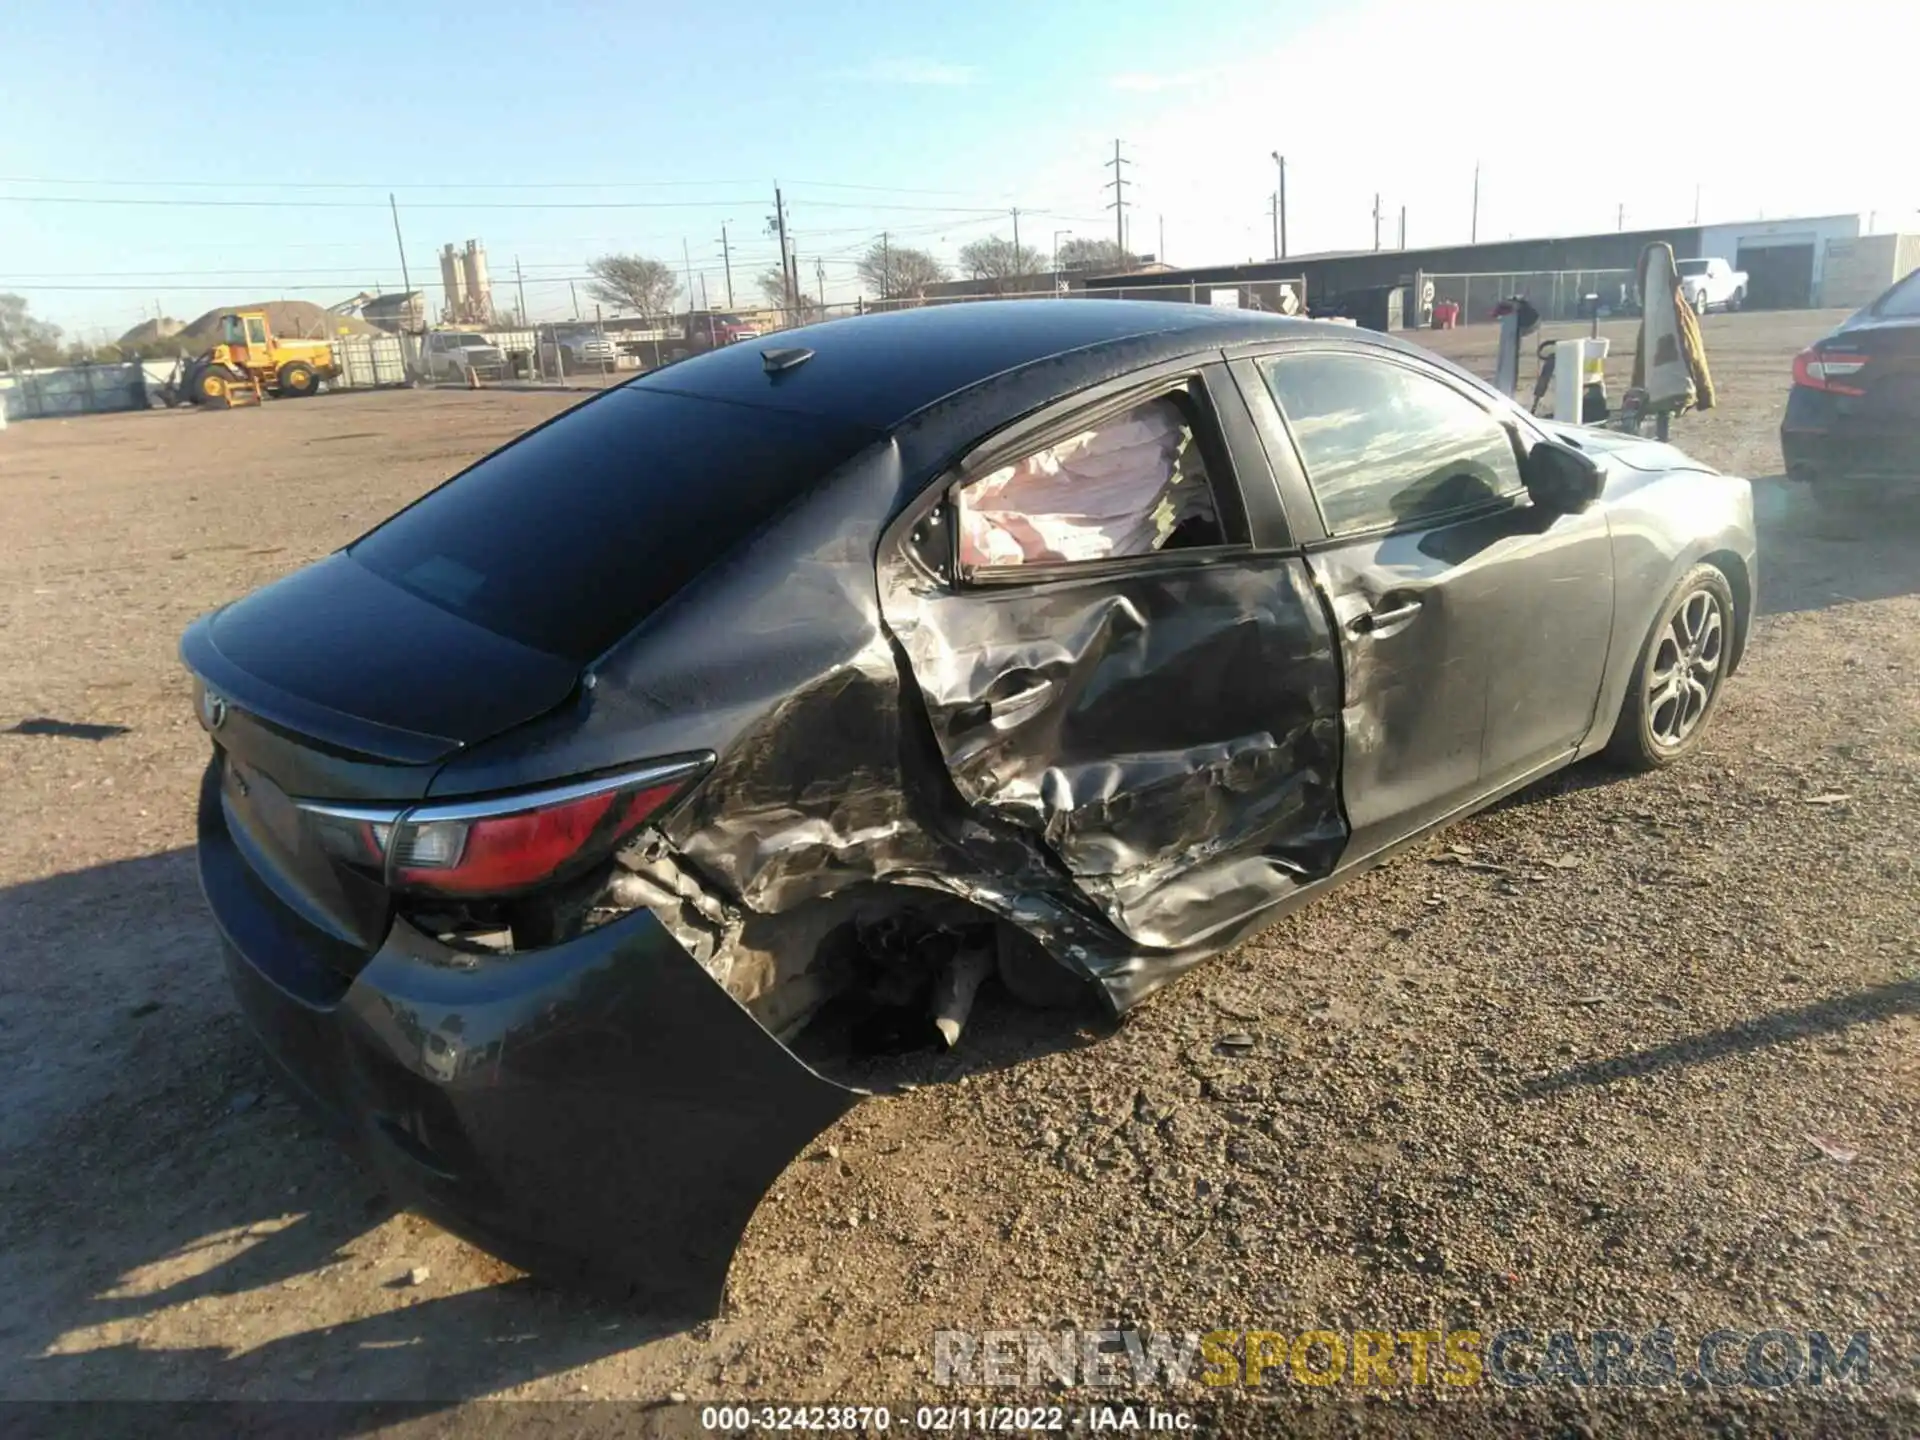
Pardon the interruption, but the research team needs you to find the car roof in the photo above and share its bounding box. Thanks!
[623,299,1339,431]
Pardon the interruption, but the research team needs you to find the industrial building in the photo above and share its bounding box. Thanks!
[1078,213,1916,314]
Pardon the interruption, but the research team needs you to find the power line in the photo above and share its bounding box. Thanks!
[0,174,1017,200]
[0,193,1029,215]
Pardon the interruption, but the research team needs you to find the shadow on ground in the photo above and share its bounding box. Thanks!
[1751,477,1920,616]
[1521,976,1920,1097]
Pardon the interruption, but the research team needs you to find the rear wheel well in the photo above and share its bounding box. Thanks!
[1701,548,1751,672]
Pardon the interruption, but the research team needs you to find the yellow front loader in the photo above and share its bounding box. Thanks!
[177,311,339,408]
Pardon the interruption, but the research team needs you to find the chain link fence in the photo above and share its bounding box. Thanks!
[1428,269,1639,325]
[746,273,1311,330]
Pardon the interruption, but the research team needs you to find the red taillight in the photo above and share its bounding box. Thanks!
[1793,348,1869,395]
[305,763,702,898]
[400,783,684,894]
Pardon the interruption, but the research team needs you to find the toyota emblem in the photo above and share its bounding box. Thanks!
[200,688,229,731]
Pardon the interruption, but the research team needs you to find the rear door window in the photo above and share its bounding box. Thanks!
[1258,351,1523,536]
[954,385,1232,578]
[350,390,875,662]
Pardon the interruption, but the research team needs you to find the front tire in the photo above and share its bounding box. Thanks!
[1604,563,1736,770]
[277,360,317,397]
[193,364,236,406]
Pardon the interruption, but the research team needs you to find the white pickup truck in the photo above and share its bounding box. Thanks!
[1676,257,1748,315]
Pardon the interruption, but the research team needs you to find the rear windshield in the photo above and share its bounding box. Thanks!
[350,389,874,662]
[1875,268,1920,319]
[1675,260,1710,277]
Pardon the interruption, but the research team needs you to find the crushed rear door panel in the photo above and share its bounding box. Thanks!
[880,554,1347,950]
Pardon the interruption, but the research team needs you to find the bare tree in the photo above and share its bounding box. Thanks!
[0,293,64,366]
[1055,237,1139,273]
[584,254,680,316]
[755,267,820,326]
[957,236,1046,294]
[856,243,948,301]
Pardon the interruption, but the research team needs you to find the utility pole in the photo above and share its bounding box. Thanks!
[1158,213,1165,264]
[1270,152,1287,259]
[880,231,890,301]
[1471,162,1480,244]
[1693,184,1701,224]
[515,256,538,379]
[1373,193,1381,252]
[1617,202,1625,232]
[388,194,413,331]
[816,258,826,307]
[682,238,696,317]
[1011,207,1022,274]
[770,185,794,313]
[1399,205,1406,249]
[569,280,580,320]
[718,224,734,309]
[1104,140,1131,256]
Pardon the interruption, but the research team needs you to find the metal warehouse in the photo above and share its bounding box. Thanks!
[1080,213,1917,317]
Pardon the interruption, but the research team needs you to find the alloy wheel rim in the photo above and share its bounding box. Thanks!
[1647,588,1725,747]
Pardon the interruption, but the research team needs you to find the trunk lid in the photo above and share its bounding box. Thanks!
[186,551,582,764]
[183,553,585,952]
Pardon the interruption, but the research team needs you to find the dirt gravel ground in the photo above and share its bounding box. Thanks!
[2,311,1917,1432]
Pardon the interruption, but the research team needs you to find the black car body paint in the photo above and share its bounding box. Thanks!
[184,302,1758,1309]
[1781,267,1920,498]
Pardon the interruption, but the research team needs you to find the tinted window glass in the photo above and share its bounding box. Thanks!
[351,389,874,662]
[1259,353,1522,536]
[1875,269,1920,319]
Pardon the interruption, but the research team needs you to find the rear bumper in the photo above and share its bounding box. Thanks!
[196,760,858,1314]
[1781,387,1920,490]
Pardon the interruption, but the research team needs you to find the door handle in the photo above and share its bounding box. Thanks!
[1348,598,1423,635]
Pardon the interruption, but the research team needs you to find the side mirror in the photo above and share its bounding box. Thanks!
[1522,438,1604,515]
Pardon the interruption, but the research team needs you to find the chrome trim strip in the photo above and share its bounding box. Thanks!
[297,800,405,823]
[294,754,713,828]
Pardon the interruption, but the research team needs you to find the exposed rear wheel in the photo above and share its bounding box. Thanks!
[1604,563,1735,771]
[277,361,317,397]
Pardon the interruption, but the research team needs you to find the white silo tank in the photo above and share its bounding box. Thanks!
[440,244,466,318]
[463,241,492,319]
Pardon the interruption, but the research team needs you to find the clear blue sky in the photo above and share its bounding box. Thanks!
[2,0,1908,340]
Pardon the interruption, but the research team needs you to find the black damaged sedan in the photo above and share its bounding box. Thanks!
[184,301,1755,1309]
